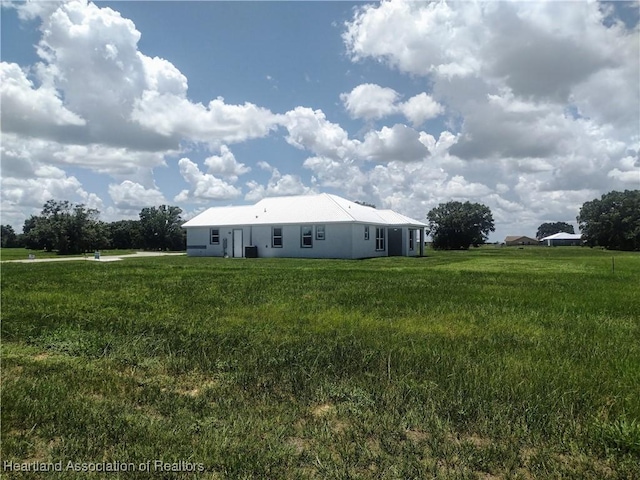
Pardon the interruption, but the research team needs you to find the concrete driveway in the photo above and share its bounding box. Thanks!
[2,252,185,263]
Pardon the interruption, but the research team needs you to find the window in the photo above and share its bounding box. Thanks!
[301,226,313,248]
[375,227,385,251]
[364,225,370,240]
[272,227,283,248]
[210,228,220,245]
[409,229,414,250]
[316,225,325,240]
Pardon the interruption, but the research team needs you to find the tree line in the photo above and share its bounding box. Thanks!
[1,190,638,253]
[1,200,185,253]
[426,189,639,251]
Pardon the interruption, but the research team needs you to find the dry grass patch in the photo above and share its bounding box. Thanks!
[15,433,62,464]
[176,379,218,398]
[311,403,335,418]
[555,452,617,479]
[405,428,429,444]
[286,436,309,455]
[364,436,382,455]
[462,433,493,449]
[330,419,349,435]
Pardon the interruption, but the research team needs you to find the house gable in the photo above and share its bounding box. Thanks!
[505,235,539,245]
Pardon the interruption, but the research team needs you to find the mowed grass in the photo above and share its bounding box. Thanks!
[0,248,79,261]
[1,247,639,479]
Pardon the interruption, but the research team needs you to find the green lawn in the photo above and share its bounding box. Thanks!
[0,248,77,261]
[2,247,639,479]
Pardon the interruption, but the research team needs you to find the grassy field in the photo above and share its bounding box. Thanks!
[1,247,639,479]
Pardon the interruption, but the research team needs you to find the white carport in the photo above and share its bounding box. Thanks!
[540,232,583,246]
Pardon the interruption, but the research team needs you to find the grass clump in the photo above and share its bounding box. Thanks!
[2,247,639,478]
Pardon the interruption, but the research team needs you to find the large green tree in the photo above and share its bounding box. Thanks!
[1,225,20,248]
[139,205,185,251]
[23,214,55,251]
[427,201,495,250]
[536,221,575,240]
[577,190,640,251]
[23,200,108,254]
[108,220,142,250]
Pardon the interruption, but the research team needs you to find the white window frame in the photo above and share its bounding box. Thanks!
[375,227,385,251]
[272,226,283,248]
[210,228,220,245]
[301,226,313,248]
[316,225,325,240]
[409,229,414,251]
[364,225,370,240]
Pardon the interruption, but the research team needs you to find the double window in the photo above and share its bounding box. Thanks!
[272,226,324,248]
[210,228,220,245]
[272,227,283,248]
[375,227,385,251]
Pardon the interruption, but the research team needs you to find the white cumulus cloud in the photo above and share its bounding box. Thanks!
[108,180,167,211]
[244,168,313,202]
[341,0,639,241]
[203,145,251,181]
[283,106,356,160]
[399,93,444,127]
[340,84,443,126]
[0,62,86,134]
[176,158,242,203]
[340,83,400,120]
[358,124,429,163]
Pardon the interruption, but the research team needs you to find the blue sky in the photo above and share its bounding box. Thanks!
[1,0,639,242]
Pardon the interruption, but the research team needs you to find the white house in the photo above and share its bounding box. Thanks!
[182,193,427,259]
[540,232,583,246]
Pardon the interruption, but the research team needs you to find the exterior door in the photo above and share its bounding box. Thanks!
[388,228,403,256]
[233,229,243,257]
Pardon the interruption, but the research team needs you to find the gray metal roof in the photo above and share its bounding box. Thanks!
[182,193,427,228]
[505,235,539,243]
[540,232,582,241]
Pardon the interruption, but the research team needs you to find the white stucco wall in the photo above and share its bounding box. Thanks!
[186,223,422,259]
[248,223,352,258]
[187,223,357,258]
[350,224,386,259]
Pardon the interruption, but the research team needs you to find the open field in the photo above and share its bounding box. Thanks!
[2,247,639,479]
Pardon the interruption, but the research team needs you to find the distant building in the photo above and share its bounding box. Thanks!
[540,232,582,246]
[504,235,539,246]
